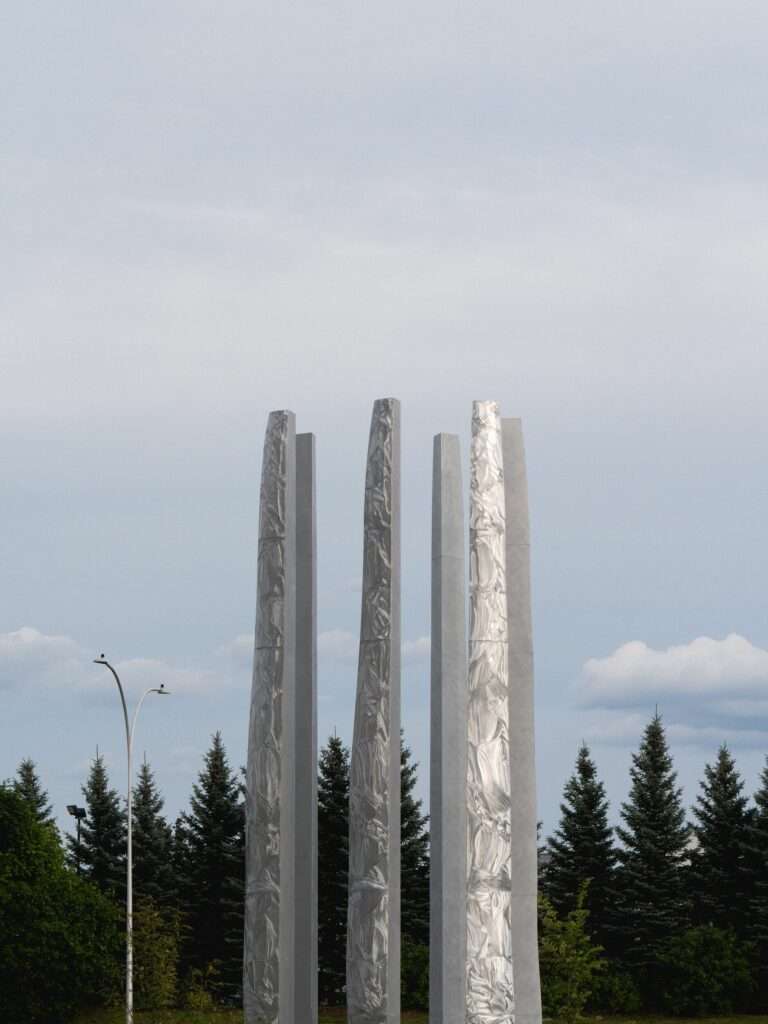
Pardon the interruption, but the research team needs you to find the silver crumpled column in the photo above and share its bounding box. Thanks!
[244,412,318,1024]
[466,400,515,1024]
[347,398,401,1024]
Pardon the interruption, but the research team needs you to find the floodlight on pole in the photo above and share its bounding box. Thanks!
[93,655,171,1024]
[66,804,87,875]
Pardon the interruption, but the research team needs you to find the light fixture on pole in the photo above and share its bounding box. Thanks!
[66,804,87,875]
[94,654,170,1024]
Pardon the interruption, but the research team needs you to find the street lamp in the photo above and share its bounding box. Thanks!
[94,654,170,1024]
[66,804,87,875]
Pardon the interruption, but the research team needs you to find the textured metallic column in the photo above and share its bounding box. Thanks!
[466,400,514,1024]
[430,434,468,1024]
[245,410,296,1024]
[347,398,401,1024]
[295,432,318,1024]
[502,419,541,1024]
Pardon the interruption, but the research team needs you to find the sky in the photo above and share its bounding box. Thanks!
[2,1,768,841]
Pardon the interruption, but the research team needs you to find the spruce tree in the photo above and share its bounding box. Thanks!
[68,753,126,899]
[13,758,54,825]
[690,744,751,934]
[133,759,175,906]
[400,734,430,947]
[746,757,768,1004]
[177,732,244,1000]
[317,734,350,1005]
[545,743,617,948]
[614,713,690,993]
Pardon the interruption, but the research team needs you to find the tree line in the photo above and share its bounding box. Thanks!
[3,713,768,1021]
[541,712,768,1016]
[0,731,430,1021]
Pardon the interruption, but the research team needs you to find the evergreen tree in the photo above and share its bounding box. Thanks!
[177,732,244,1000]
[13,757,54,825]
[67,753,126,899]
[545,744,617,948]
[614,713,690,995]
[317,734,350,1005]
[746,757,768,1005]
[690,744,751,933]
[400,733,430,947]
[133,759,175,906]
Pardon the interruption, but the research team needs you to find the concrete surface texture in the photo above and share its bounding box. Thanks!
[429,433,468,1024]
[502,418,542,1024]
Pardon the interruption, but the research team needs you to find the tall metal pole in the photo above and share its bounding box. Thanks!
[94,657,169,1024]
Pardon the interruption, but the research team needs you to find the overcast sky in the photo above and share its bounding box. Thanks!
[3,1,768,840]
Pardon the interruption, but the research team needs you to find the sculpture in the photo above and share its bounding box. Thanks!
[244,411,317,1024]
[347,398,402,1024]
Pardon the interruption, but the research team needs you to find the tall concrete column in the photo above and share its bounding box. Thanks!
[502,419,541,1024]
[430,434,468,1024]
[245,410,297,1024]
[347,398,401,1024]
[466,400,515,1024]
[295,432,318,1024]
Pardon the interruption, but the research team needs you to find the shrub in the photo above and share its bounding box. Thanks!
[589,967,642,1014]
[539,885,604,1024]
[132,896,180,1009]
[659,925,754,1016]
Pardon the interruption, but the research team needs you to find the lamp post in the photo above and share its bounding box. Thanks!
[94,655,170,1024]
[66,804,87,875]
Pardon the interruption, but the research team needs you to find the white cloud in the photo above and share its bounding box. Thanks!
[0,626,239,700]
[578,634,768,746]
[580,634,768,705]
[402,636,430,663]
[318,629,359,661]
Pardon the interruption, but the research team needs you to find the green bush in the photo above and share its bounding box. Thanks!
[0,786,121,1023]
[182,961,220,1010]
[133,896,180,1009]
[539,885,604,1024]
[401,940,429,1010]
[659,925,754,1016]
[589,967,642,1014]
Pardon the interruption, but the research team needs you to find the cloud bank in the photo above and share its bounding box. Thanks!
[578,634,768,745]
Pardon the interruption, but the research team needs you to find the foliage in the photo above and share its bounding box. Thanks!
[745,756,768,1008]
[181,962,219,1011]
[538,885,604,1023]
[176,732,244,1002]
[613,713,690,993]
[690,745,752,934]
[13,757,54,825]
[659,925,754,1016]
[132,896,180,1010]
[67,753,127,899]
[0,786,121,1024]
[133,760,176,906]
[545,743,617,950]
[317,733,350,1005]
[589,967,642,1014]
[400,733,430,947]
[401,940,429,1011]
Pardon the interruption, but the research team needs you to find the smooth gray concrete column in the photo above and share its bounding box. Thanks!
[466,400,515,1024]
[295,432,318,1024]
[347,398,401,1024]
[245,410,296,1024]
[430,434,468,1024]
[502,419,542,1024]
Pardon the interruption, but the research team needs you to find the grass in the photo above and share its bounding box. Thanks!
[74,1013,768,1024]
[75,1011,429,1024]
